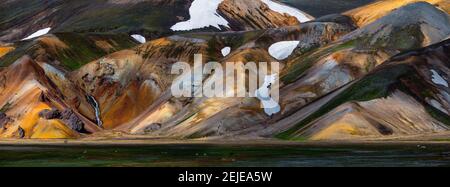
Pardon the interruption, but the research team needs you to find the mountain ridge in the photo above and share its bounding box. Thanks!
[0,0,449,141]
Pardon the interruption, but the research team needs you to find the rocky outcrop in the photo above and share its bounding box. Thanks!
[120,17,355,136]
[143,123,162,133]
[39,108,62,120]
[17,126,25,138]
[0,112,10,129]
[60,109,85,132]
[39,108,85,132]
[217,0,309,30]
[0,56,100,138]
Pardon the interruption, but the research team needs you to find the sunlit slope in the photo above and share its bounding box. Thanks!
[278,39,450,140]
[0,57,101,138]
[344,0,450,27]
[0,33,138,70]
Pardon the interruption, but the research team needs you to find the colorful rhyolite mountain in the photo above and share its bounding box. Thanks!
[0,0,449,140]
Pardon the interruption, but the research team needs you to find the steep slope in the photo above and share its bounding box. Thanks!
[0,33,138,70]
[280,0,375,17]
[125,48,277,137]
[0,56,100,138]
[279,2,450,122]
[0,0,312,43]
[277,39,450,140]
[70,36,217,129]
[217,0,313,31]
[344,0,450,27]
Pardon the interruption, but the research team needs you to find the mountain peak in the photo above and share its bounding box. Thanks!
[342,1,450,51]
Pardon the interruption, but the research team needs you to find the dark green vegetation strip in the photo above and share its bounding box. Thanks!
[55,33,137,70]
[0,102,11,113]
[426,106,450,126]
[0,33,137,70]
[0,0,190,38]
[396,70,450,127]
[182,30,264,62]
[0,41,35,67]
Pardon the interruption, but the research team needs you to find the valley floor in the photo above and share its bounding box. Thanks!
[2,138,450,167]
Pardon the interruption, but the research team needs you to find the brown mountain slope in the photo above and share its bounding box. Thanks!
[113,2,450,139]
[0,56,100,138]
[1,1,449,141]
[118,20,355,136]
[69,36,215,129]
[344,0,449,27]
[278,38,450,140]
[135,2,450,139]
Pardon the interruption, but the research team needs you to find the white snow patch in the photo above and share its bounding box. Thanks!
[171,0,229,31]
[21,27,51,41]
[221,47,231,56]
[261,0,311,23]
[255,74,280,116]
[430,99,448,115]
[131,34,146,44]
[431,69,448,87]
[268,41,300,60]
